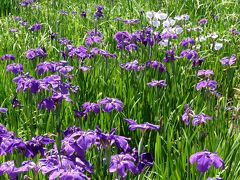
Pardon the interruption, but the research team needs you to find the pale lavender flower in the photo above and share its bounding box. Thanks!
[147,80,167,87]
[219,54,237,66]
[196,80,217,91]
[192,113,212,126]
[197,70,214,78]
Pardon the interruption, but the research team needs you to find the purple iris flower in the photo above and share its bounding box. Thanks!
[38,154,90,180]
[120,60,145,71]
[190,150,225,172]
[219,54,237,66]
[59,37,72,45]
[6,63,24,74]
[125,44,138,51]
[109,154,137,177]
[196,80,217,91]
[132,151,154,173]
[13,16,22,21]
[197,70,214,78]
[147,80,167,87]
[0,160,36,179]
[198,18,208,25]
[1,54,15,60]
[36,61,56,75]
[94,5,104,18]
[81,11,87,18]
[26,48,47,60]
[20,21,29,27]
[180,49,199,60]
[163,49,175,62]
[192,113,212,126]
[81,102,100,114]
[161,31,178,39]
[63,126,82,137]
[79,65,91,72]
[180,37,195,47]
[122,19,140,24]
[0,108,8,113]
[95,127,131,152]
[124,119,160,131]
[146,60,166,73]
[229,28,240,36]
[85,30,102,46]
[38,97,55,111]
[29,23,42,31]
[9,28,19,33]
[25,135,55,158]
[11,96,21,108]
[49,32,59,40]
[98,97,124,112]
[181,104,194,125]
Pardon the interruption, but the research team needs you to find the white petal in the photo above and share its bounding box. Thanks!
[146,11,154,19]
[214,42,223,50]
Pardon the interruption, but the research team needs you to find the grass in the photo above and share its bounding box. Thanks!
[0,0,239,179]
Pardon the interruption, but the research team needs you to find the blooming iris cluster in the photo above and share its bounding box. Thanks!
[26,48,47,60]
[181,104,212,126]
[114,27,162,51]
[196,69,218,91]
[36,60,73,76]
[6,63,24,74]
[1,54,15,60]
[180,49,204,67]
[94,5,104,18]
[74,97,123,117]
[147,80,167,87]
[219,54,237,66]
[85,30,102,46]
[13,73,78,110]
[146,60,166,72]
[29,23,42,31]
[120,60,145,71]
[190,150,225,172]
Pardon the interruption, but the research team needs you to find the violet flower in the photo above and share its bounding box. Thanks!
[26,48,47,60]
[198,18,208,25]
[190,150,225,172]
[81,102,100,114]
[146,60,166,73]
[95,127,131,152]
[0,160,36,179]
[219,54,237,66]
[1,54,15,60]
[197,70,214,78]
[181,104,194,125]
[196,80,217,91]
[192,113,212,126]
[6,63,24,74]
[29,23,42,31]
[147,80,167,87]
[180,37,195,47]
[0,108,8,113]
[120,60,145,71]
[98,97,124,112]
[109,154,137,177]
[25,135,55,158]
[94,5,104,18]
[124,119,160,131]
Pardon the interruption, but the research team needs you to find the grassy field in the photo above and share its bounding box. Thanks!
[0,0,239,179]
